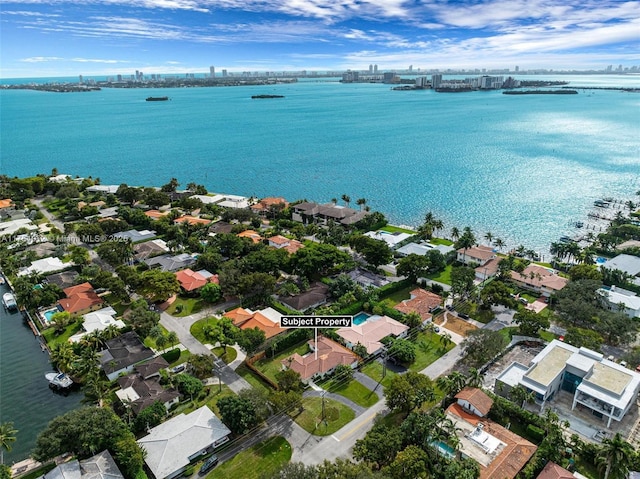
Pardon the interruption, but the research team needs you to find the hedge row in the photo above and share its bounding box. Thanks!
[161,348,181,363]
[266,328,314,358]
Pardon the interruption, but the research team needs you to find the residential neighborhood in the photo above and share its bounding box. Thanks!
[1,173,640,479]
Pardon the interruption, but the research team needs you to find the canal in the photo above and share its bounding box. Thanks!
[0,282,83,464]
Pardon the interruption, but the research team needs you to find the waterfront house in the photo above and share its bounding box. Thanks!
[99,331,155,381]
[250,197,288,216]
[281,335,359,383]
[291,201,367,226]
[456,244,496,266]
[336,315,409,356]
[494,340,640,428]
[38,450,124,479]
[394,288,443,323]
[601,254,640,278]
[17,256,65,276]
[509,264,568,297]
[364,230,412,248]
[69,306,126,343]
[137,406,231,479]
[396,241,455,257]
[445,392,537,479]
[598,286,640,318]
[58,282,104,316]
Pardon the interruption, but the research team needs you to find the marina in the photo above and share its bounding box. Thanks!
[0,282,83,464]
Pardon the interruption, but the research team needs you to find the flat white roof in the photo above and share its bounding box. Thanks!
[599,287,640,311]
[496,362,529,388]
[603,254,640,276]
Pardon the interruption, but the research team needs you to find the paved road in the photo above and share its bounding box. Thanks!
[160,310,251,394]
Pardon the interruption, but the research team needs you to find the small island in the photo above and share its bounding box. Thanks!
[251,94,284,99]
[145,96,170,101]
[503,89,578,95]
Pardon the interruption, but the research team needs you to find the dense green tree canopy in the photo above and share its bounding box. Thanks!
[136,269,180,302]
[217,396,259,434]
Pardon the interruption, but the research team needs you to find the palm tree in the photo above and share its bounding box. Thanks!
[466,368,484,388]
[493,238,505,251]
[341,194,351,208]
[0,422,17,464]
[439,332,453,351]
[331,198,337,205]
[450,227,460,242]
[356,198,367,211]
[456,227,476,264]
[155,334,169,351]
[484,232,494,244]
[596,433,635,479]
[166,331,179,349]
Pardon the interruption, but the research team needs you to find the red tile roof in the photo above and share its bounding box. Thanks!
[455,387,494,417]
[174,215,212,225]
[224,307,254,327]
[447,403,537,479]
[510,264,568,292]
[144,210,169,219]
[282,336,358,381]
[237,230,263,243]
[536,462,576,479]
[175,269,208,292]
[59,282,103,314]
[394,288,442,320]
[240,311,282,339]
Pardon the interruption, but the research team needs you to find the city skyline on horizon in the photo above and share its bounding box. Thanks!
[1,0,639,78]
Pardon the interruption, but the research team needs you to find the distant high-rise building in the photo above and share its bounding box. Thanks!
[408,65,413,72]
[210,66,215,78]
[78,75,83,84]
[373,64,378,74]
[431,74,442,89]
[369,64,373,73]
[117,74,123,82]
[515,65,519,72]
[222,69,228,77]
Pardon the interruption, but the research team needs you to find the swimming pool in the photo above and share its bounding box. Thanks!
[432,440,456,458]
[42,306,62,324]
[596,257,608,264]
[353,312,371,326]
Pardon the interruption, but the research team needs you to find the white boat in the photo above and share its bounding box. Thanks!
[45,372,74,389]
[2,292,17,311]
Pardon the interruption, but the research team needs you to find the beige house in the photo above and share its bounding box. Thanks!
[336,315,409,356]
[282,336,359,383]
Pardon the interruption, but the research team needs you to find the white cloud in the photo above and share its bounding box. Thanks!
[20,56,65,62]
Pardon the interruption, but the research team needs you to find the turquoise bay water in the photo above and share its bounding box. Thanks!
[1,75,639,254]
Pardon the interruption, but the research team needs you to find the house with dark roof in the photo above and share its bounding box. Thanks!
[133,239,169,261]
[99,331,155,381]
[58,282,104,316]
[278,282,329,312]
[46,270,79,289]
[137,406,231,479]
[116,357,179,415]
[291,202,368,226]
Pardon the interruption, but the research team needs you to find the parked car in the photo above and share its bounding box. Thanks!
[458,313,469,320]
[434,326,440,333]
[171,364,185,374]
[519,298,528,305]
[446,305,455,311]
[199,455,219,474]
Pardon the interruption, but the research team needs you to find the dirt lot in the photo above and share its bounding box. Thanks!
[443,315,478,337]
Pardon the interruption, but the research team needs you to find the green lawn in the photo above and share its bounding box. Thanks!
[292,396,355,436]
[381,225,417,234]
[429,238,454,246]
[143,325,170,350]
[42,321,84,347]
[254,342,311,383]
[539,330,557,342]
[380,286,412,306]
[177,386,236,417]
[213,346,238,364]
[167,349,191,367]
[102,294,130,316]
[208,436,291,479]
[236,364,273,393]
[166,297,205,317]
[426,264,452,285]
[319,377,379,408]
[190,316,220,343]
[360,360,398,389]
[408,331,455,371]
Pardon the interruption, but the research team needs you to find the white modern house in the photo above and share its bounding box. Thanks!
[495,340,640,428]
[137,406,231,479]
[598,286,640,318]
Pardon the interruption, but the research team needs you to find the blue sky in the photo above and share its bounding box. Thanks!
[1,0,639,78]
